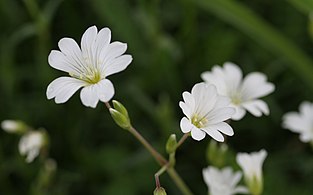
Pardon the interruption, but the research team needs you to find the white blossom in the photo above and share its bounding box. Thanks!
[282,101,313,143]
[203,166,248,195]
[201,62,274,120]
[1,120,25,133]
[179,83,235,142]
[236,149,267,195]
[46,26,132,108]
[19,131,45,163]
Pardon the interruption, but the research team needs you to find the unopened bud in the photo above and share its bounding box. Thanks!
[154,187,167,195]
[112,100,129,118]
[166,134,177,154]
[1,120,28,134]
[207,140,228,168]
[109,108,131,130]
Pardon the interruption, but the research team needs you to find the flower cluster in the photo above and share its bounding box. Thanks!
[44,26,276,194]
[203,149,267,195]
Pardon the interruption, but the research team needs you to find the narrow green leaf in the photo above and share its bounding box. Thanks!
[191,0,313,91]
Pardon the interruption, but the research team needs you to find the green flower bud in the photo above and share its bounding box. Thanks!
[166,134,177,154]
[207,140,228,168]
[154,187,167,195]
[109,108,131,130]
[112,100,129,118]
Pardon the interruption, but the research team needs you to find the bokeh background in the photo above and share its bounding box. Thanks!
[1,0,313,194]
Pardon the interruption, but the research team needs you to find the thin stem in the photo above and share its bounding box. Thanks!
[129,126,167,166]
[167,168,193,195]
[155,164,169,188]
[176,133,190,149]
[104,101,193,194]
[105,102,112,109]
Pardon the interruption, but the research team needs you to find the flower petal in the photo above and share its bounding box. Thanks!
[80,85,100,108]
[191,83,218,116]
[231,105,246,120]
[207,107,235,124]
[201,65,228,96]
[58,38,82,58]
[211,122,234,136]
[223,62,243,92]
[48,50,79,74]
[182,91,195,112]
[179,101,191,118]
[241,72,275,100]
[81,26,98,53]
[234,186,249,194]
[201,127,224,142]
[46,77,85,104]
[101,41,127,65]
[180,117,193,133]
[299,101,313,118]
[242,100,269,117]
[105,55,132,77]
[94,79,115,102]
[191,127,206,141]
[95,27,111,52]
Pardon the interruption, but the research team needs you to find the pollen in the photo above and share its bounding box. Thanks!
[191,114,208,128]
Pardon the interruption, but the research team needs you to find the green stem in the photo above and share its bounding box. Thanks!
[176,133,190,149]
[167,168,193,195]
[155,164,169,188]
[128,125,167,166]
[105,102,193,194]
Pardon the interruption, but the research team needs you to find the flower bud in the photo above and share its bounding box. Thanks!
[166,134,177,154]
[206,140,228,168]
[154,187,167,195]
[112,100,129,118]
[1,120,29,134]
[109,108,131,130]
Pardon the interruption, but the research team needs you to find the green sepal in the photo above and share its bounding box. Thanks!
[112,100,129,119]
[154,187,167,195]
[109,108,131,130]
[166,134,177,154]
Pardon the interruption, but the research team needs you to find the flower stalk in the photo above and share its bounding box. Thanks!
[105,101,193,195]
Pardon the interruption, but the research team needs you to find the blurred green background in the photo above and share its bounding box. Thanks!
[1,0,313,194]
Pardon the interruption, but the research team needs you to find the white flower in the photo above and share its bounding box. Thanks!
[179,83,235,142]
[203,166,249,195]
[19,131,45,163]
[236,149,267,195]
[201,62,275,120]
[1,120,27,133]
[282,101,313,143]
[46,26,132,108]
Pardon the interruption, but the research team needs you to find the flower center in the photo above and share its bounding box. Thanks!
[191,114,208,128]
[70,66,102,84]
[231,93,242,105]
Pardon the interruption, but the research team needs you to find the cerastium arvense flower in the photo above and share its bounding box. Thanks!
[47,26,132,108]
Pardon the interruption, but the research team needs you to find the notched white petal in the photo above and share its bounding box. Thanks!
[202,127,224,142]
[46,77,85,103]
[105,55,132,76]
[180,117,193,133]
[190,127,206,141]
[95,79,115,102]
[80,85,99,108]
